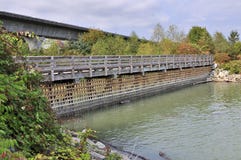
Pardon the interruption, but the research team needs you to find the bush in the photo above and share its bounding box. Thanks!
[0,27,63,157]
[222,60,241,74]
[214,53,231,64]
[176,42,201,54]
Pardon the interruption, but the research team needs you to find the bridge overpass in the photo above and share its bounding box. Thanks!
[16,54,214,117]
[0,11,130,40]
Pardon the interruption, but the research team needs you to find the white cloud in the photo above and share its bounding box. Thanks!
[0,0,241,38]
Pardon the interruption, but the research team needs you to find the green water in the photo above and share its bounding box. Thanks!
[62,83,241,160]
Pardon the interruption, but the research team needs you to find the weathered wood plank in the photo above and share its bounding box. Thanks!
[15,54,213,82]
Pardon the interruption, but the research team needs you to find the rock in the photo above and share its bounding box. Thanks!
[212,68,241,82]
[72,137,80,144]
[87,138,106,150]
[90,151,105,160]
[95,141,106,150]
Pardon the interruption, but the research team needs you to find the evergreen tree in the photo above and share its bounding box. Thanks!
[228,30,240,45]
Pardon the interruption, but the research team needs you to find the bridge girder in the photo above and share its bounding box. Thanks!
[0,11,129,40]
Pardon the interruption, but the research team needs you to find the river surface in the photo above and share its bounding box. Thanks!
[62,82,241,160]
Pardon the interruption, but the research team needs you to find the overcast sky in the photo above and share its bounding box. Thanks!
[1,0,241,39]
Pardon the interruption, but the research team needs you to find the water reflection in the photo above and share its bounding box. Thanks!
[62,83,241,160]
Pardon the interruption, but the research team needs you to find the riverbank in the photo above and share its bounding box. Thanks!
[67,130,149,160]
[211,68,241,82]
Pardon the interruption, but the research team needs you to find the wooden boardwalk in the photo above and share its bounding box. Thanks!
[17,54,213,82]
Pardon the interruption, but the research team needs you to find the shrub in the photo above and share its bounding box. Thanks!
[0,27,63,157]
[214,53,231,64]
[222,60,241,74]
[176,42,201,54]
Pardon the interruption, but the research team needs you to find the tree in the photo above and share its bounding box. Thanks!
[159,38,178,54]
[91,36,127,55]
[137,42,157,55]
[228,30,239,45]
[43,41,60,55]
[229,41,241,59]
[151,23,165,42]
[166,24,185,42]
[213,32,230,53]
[68,38,91,55]
[187,26,214,54]
[81,29,106,45]
[125,31,140,55]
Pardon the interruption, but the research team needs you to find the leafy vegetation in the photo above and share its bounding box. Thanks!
[222,60,241,74]
[0,23,99,160]
[0,23,65,158]
[187,26,215,54]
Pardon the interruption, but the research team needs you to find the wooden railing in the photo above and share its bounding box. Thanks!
[16,54,213,82]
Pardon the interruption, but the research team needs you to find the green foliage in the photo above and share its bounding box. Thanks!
[0,150,26,160]
[213,32,230,53]
[0,138,16,154]
[0,71,62,157]
[82,29,106,45]
[43,41,60,55]
[229,42,241,60]
[68,38,91,55]
[91,36,127,55]
[187,26,204,44]
[187,26,214,54]
[222,60,241,74]
[0,28,63,157]
[125,31,140,55]
[228,30,239,45]
[106,153,122,160]
[78,129,96,153]
[159,38,178,54]
[0,40,18,74]
[137,42,158,55]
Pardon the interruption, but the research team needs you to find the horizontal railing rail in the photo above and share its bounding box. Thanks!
[15,54,213,82]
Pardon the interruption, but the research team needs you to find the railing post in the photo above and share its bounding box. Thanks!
[89,56,92,77]
[118,56,121,74]
[150,55,153,71]
[165,55,168,72]
[210,55,213,65]
[104,55,108,76]
[184,54,187,68]
[172,54,175,69]
[71,56,75,79]
[158,55,161,70]
[193,55,196,68]
[141,55,144,75]
[50,56,55,81]
[179,55,182,70]
[130,55,133,73]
